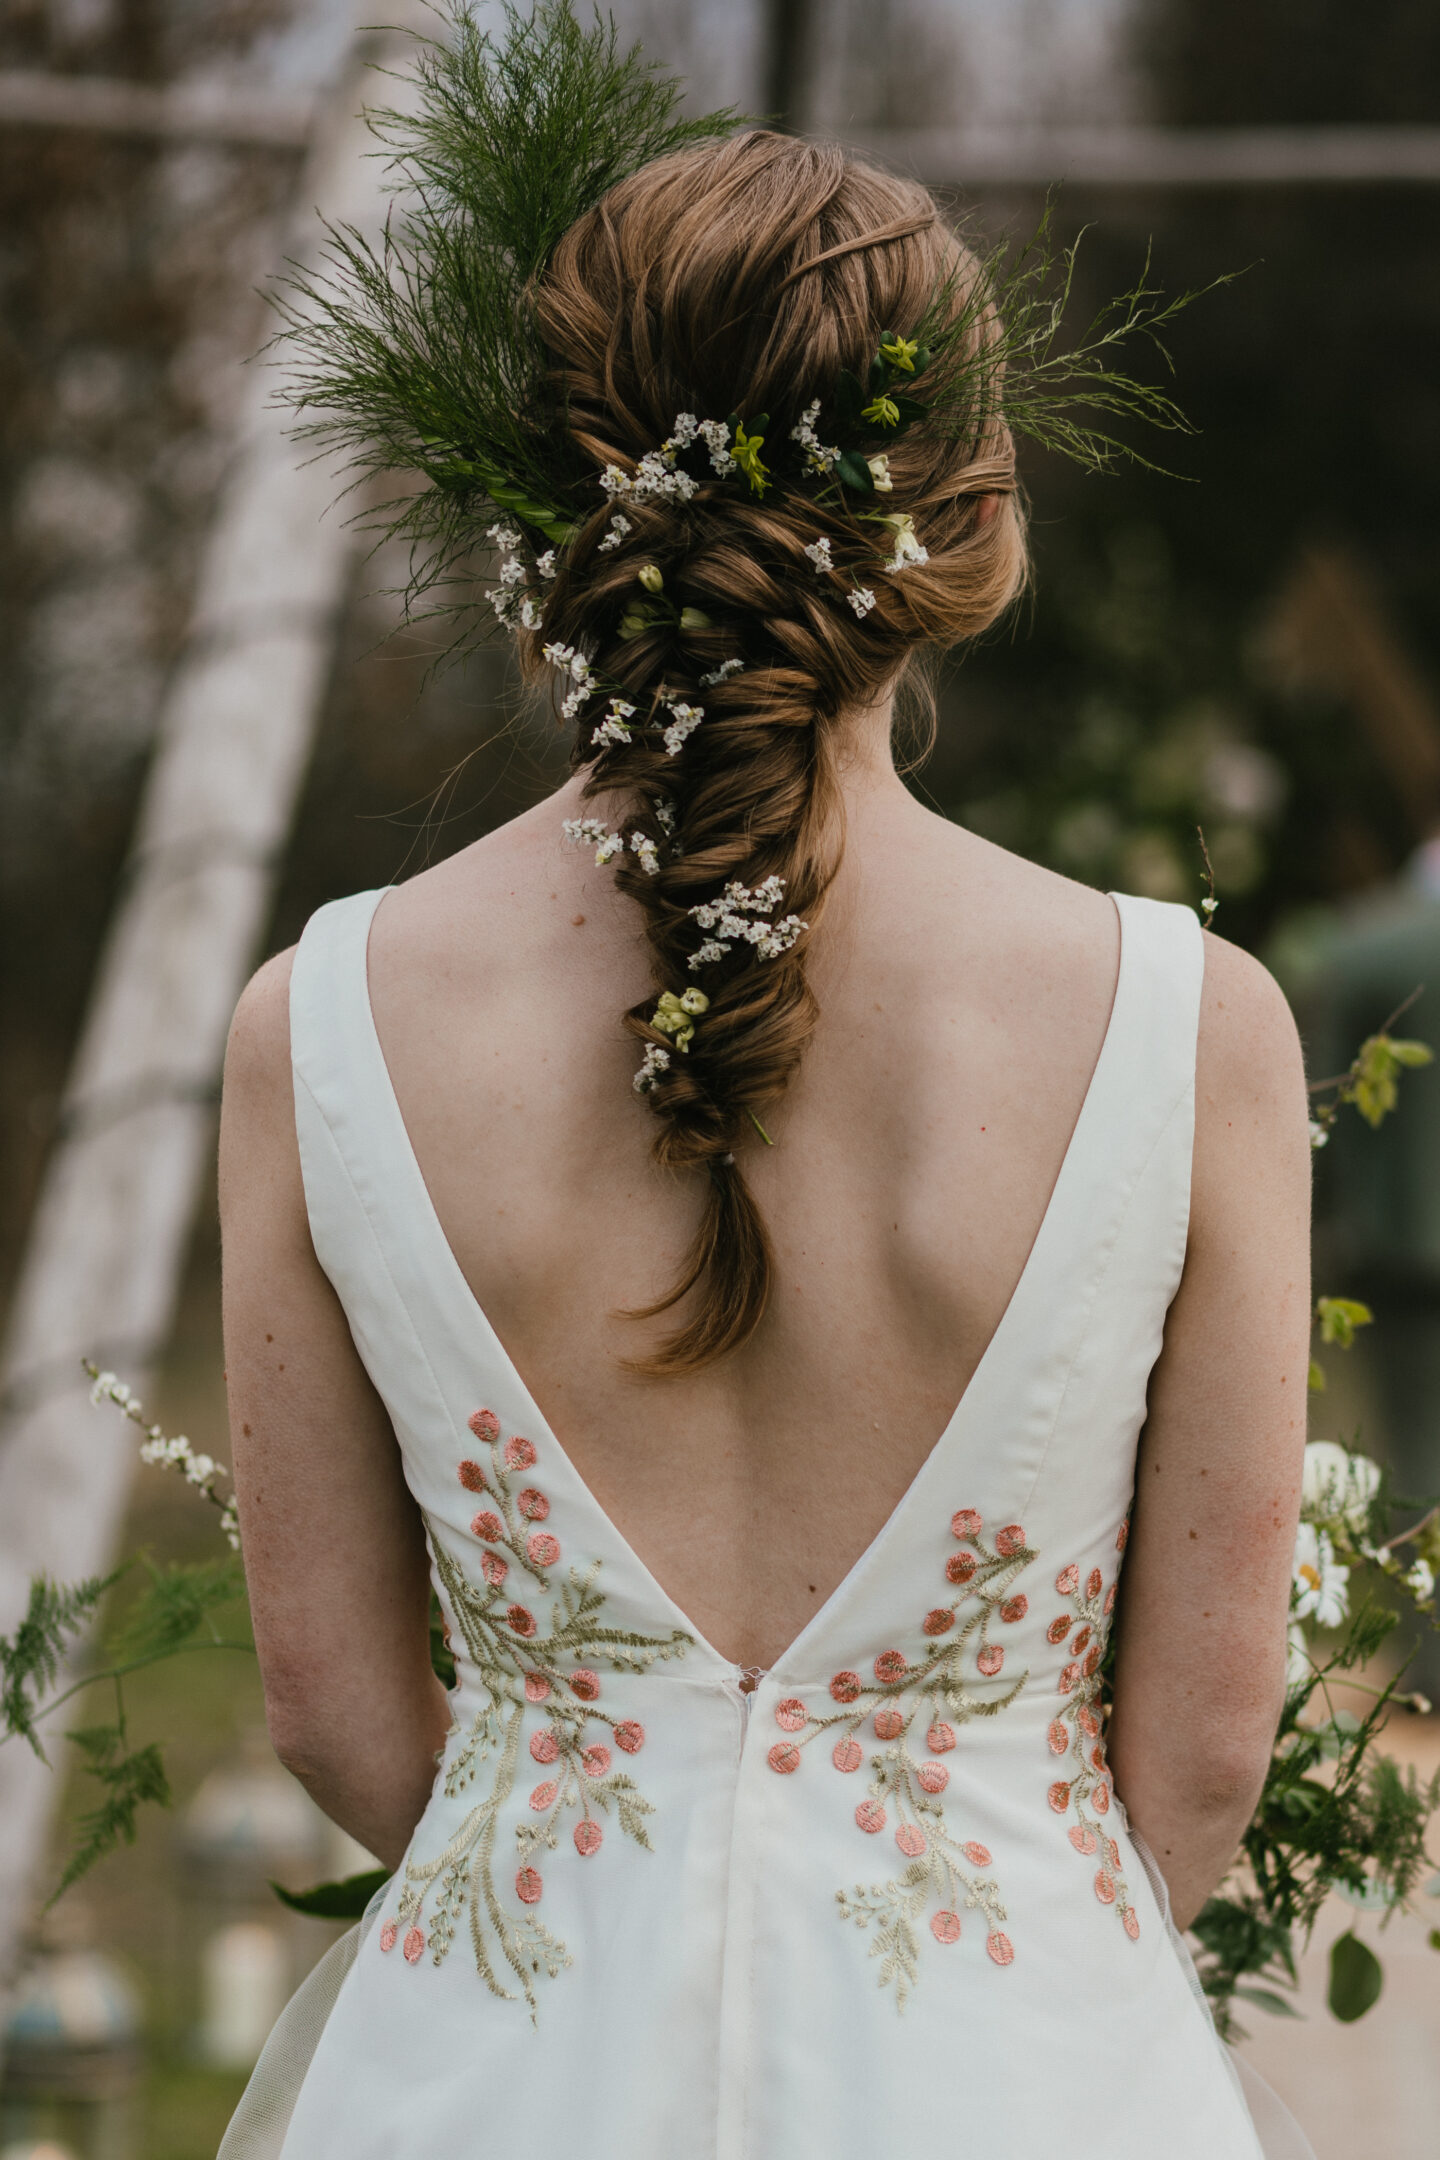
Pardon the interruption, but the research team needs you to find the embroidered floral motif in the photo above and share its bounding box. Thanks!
[1044,1517,1140,1940]
[768,1509,1034,2008]
[378,1410,691,2017]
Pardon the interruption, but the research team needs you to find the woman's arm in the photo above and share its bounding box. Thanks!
[218,951,451,1871]
[1106,933,1312,1932]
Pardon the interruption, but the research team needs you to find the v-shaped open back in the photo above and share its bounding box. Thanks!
[234,881,1287,2160]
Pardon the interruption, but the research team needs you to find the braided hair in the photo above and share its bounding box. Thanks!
[527,131,1028,1373]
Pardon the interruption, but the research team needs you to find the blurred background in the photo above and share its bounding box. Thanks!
[1,0,1438,2153]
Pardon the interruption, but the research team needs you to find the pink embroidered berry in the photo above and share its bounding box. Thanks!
[613,1719,645,1754]
[1106,1837,1122,1870]
[582,1744,612,1779]
[471,1510,503,1541]
[1104,1582,1117,1615]
[403,1926,425,1964]
[505,1435,538,1470]
[1069,1825,1098,1855]
[1116,1518,1129,1552]
[986,1931,1015,1966]
[873,1649,907,1684]
[1095,1869,1116,1906]
[945,1551,978,1585]
[527,1532,560,1567]
[1070,1625,1092,1656]
[855,1798,887,1834]
[999,1595,1028,1623]
[774,1697,807,1731]
[530,1729,559,1764]
[1083,1645,1100,1677]
[515,1866,543,1904]
[379,1921,398,1953]
[768,1742,801,1775]
[829,1670,862,1703]
[1047,1720,1068,1756]
[482,1553,509,1587]
[1092,1779,1111,1815]
[458,1460,487,1492]
[524,1672,552,1703]
[1058,1661,1080,1694]
[506,1602,536,1637]
[995,1524,1026,1557]
[1078,1705,1099,1738]
[1086,1567,1103,1600]
[569,1669,600,1701]
[1123,1908,1141,1941]
[574,1820,603,1857]
[1047,1780,1072,1813]
[1055,1563,1080,1596]
[950,1508,982,1540]
[873,1708,904,1740]
[922,1607,955,1637]
[926,1721,956,1754]
[1047,1615,1072,1644]
[1090,1743,1106,1771]
[518,1486,550,1521]
[917,1761,949,1794]
[931,1910,962,1944]
[962,1842,992,1867]
[529,1780,558,1810]
[832,1739,864,1773]
[895,1823,927,1857]
[468,1409,501,1444]
[976,1644,1004,1676]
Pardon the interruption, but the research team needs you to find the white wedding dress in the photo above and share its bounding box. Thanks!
[220,886,1315,2159]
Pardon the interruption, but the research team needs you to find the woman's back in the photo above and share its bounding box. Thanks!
[366,766,1123,1671]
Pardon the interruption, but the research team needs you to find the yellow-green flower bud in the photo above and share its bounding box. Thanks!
[638,562,664,592]
[866,454,894,492]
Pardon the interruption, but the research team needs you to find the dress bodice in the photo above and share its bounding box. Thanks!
[220,883,1299,2160]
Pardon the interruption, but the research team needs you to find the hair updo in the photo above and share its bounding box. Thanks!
[526,129,1028,1374]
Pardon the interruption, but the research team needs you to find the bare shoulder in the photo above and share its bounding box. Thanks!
[225,945,298,1105]
[1195,928,1307,1114]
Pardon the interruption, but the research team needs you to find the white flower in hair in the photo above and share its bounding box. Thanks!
[630,830,661,876]
[519,596,542,629]
[634,1042,671,1095]
[597,512,632,553]
[562,816,627,866]
[654,796,676,833]
[535,549,557,580]
[662,701,704,756]
[847,586,877,618]
[882,513,929,575]
[866,454,893,492]
[686,875,807,967]
[697,418,736,475]
[791,400,840,475]
[699,657,745,687]
[803,537,834,575]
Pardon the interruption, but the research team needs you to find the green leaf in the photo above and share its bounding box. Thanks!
[1316,1297,1373,1349]
[1390,1038,1434,1069]
[835,450,875,494]
[1328,1930,1384,2022]
[1234,1985,1303,2019]
[270,1867,390,1919]
[50,1740,171,1903]
[1308,1359,1326,1393]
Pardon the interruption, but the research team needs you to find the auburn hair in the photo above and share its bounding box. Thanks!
[525,129,1028,1374]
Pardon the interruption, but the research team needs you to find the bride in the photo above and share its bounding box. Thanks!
[216,9,1312,2153]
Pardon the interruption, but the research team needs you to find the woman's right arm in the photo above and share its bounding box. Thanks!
[219,951,451,1871]
[1105,933,1312,1932]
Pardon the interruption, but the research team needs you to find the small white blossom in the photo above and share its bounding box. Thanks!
[562,816,626,866]
[866,454,893,492]
[1285,1620,1311,1691]
[847,586,877,618]
[662,701,705,756]
[685,875,806,967]
[790,399,840,475]
[882,513,929,575]
[664,413,699,450]
[633,1042,671,1095]
[519,596,542,630]
[699,657,745,688]
[597,513,632,553]
[592,715,632,748]
[697,418,735,474]
[803,537,834,575]
[1301,1440,1382,1532]
[1309,1118,1329,1150]
[534,549,557,581]
[1292,1521,1350,1628]
[1405,1557,1435,1601]
[654,796,676,834]
[630,831,661,876]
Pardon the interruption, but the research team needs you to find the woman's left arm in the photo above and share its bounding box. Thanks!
[219,948,451,1871]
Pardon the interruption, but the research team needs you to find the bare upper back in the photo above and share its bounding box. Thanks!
[366,760,1123,1667]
